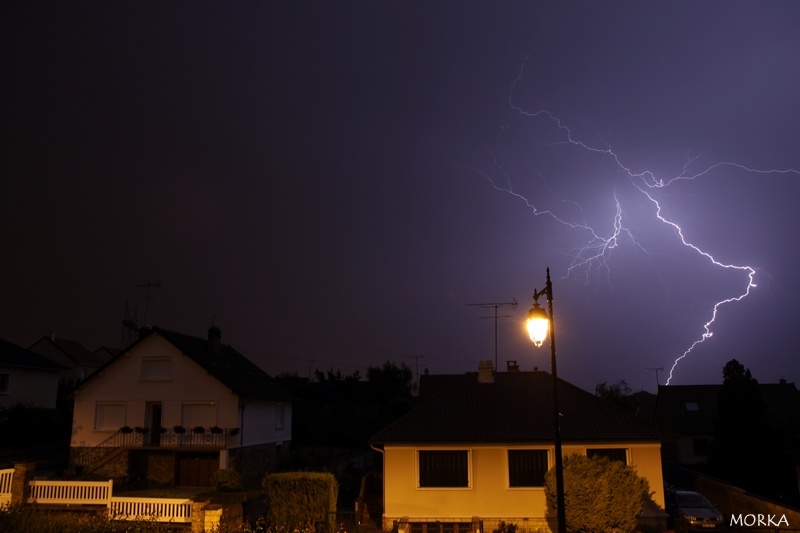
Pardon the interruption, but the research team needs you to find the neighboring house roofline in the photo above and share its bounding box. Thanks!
[0,337,70,372]
[30,335,103,367]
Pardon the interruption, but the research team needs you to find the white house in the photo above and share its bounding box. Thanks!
[70,326,292,487]
[0,338,66,409]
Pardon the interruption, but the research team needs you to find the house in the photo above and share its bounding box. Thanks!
[29,335,104,383]
[92,345,120,365]
[0,338,67,408]
[70,325,292,487]
[369,361,667,533]
[654,382,800,466]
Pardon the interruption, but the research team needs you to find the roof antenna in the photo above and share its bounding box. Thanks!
[646,367,664,390]
[466,299,518,371]
[137,280,162,326]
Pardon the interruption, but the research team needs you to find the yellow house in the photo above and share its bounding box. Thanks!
[369,362,666,533]
[70,326,292,487]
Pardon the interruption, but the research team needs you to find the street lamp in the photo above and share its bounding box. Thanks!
[526,267,566,533]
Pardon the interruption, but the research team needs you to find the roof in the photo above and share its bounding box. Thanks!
[655,382,800,436]
[31,336,103,366]
[79,326,293,401]
[370,370,663,446]
[0,338,68,371]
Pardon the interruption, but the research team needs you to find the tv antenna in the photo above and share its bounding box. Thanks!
[646,367,664,389]
[404,354,424,395]
[137,280,162,326]
[121,301,139,348]
[466,299,518,371]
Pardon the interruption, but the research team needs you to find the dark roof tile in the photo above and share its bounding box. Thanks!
[371,370,662,445]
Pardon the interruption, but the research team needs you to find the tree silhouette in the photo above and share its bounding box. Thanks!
[709,359,779,498]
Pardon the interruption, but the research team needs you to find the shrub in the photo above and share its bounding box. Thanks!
[544,454,649,533]
[262,471,338,532]
[0,503,157,532]
[493,521,517,533]
[212,468,243,491]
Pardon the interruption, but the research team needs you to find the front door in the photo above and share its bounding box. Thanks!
[147,402,162,446]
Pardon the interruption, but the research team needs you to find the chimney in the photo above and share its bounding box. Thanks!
[208,326,221,354]
[506,360,520,372]
[478,360,494,383]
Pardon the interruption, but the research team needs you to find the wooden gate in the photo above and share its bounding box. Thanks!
[177,452,218,486]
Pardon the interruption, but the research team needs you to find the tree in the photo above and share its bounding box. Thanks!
[595,380,635,412]
[709,359,783,499]
[544,454,650,533]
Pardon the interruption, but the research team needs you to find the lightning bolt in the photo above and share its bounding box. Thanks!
[472,56,800,385]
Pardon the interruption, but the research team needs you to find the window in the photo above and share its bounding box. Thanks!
[508,449,549,487]
[275,403,285,429]
[0,373,9,394]
[95,402,126,430]
[418,450,469,487]
[685,401,700,412]
[182,402,216,427]
[141,357,172,381]
[587,448,628,464]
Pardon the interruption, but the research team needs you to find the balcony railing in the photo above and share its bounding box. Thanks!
[73,426,240,471]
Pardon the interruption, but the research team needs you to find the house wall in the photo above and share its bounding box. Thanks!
[241,400,292,447]
[71,334,240,447]
[0,365,60,408]
[383,442,664,527]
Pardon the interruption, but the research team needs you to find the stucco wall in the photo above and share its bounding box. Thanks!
[383,442,665,524]
[0,366,60,408]
[241,400,292,447]
[71,334,240,447]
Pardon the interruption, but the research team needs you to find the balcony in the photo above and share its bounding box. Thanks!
[72,426,240,474]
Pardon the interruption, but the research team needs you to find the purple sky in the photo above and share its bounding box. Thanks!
[3,2,800,394]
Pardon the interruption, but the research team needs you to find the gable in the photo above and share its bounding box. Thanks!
[77,334,235,402]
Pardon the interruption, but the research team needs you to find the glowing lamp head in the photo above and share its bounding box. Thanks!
[526,302,549,347]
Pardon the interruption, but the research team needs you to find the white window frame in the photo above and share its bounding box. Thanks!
[140,356,173,381]
[586,447,629,465]
[416,448,472,489]
[181,401,217,428]
[507,447,551,489]
[94,402,126,431]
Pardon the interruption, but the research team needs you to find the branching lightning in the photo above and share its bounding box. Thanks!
[474,57,800,385]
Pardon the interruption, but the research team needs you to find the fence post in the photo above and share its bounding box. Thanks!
[191,499,210,533]
[11,463,35,505]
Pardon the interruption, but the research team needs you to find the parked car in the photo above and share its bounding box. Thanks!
[665,488,725,531]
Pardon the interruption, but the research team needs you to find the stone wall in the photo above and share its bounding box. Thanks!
[70,447,129,480]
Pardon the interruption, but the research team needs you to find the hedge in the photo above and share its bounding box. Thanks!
[263,471,338,532]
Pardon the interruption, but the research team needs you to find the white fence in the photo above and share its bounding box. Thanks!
[109,496,192,523]
[7,478,193,524]
[29,479,113,505]
[0,468,13,508]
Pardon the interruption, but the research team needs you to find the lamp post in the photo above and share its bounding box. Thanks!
[526,267,566,533]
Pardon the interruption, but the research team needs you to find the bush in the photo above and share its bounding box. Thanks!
[0,503,156,532]
[544,454,650,533]
[212,468,243,491]
[263,472,338,532]
[493,521,517,533]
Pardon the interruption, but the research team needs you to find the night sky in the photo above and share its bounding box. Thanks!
[4,2,800,394]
